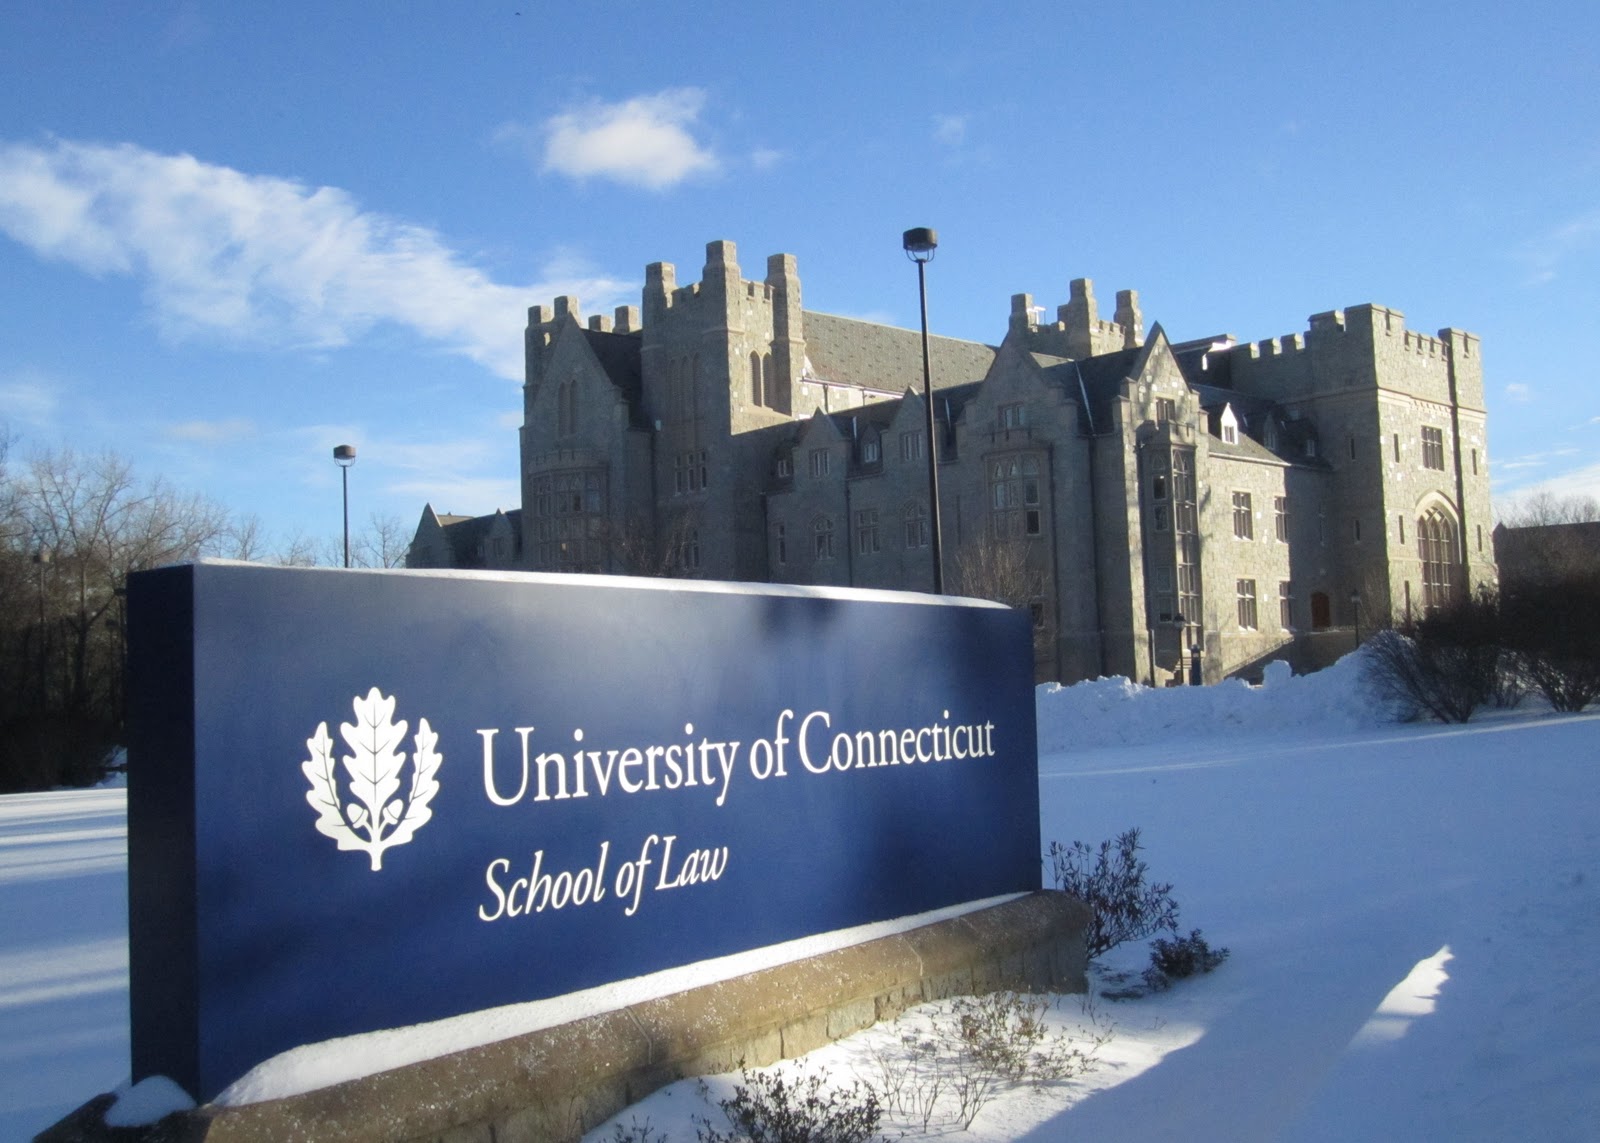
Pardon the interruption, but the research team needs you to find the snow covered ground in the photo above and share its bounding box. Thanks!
[5,652,1598,1141]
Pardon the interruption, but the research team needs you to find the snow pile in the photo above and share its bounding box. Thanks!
[1035,651,1384,752]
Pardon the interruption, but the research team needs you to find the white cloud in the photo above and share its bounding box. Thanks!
[1503,382,1533,404]
[165,418,255,444]
[0,368,63,429]
[1516,207,1600,286]
[532,89,719,190]
[0,138,631,380]
[934,115,968,147]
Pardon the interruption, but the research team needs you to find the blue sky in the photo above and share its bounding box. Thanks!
[2,1,1597,552]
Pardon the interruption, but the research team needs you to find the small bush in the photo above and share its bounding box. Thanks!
[1048,827,1179,958]
[612,1118,668,1143]
[1501,577,1600,712]
[1363,590,1503,723]
[1143,929,1229,991]
[697,1065,885,1143]
[869,991,1108,1131]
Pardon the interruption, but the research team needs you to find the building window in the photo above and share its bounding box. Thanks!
[557,379,577,437]
[1152,505,1169,531]
[1274,496,1288,541]
[1348,435,1357,460]
[1156,397,1176,424]
[1419,507,1458,609]
[682,528,701,572]
[809,448,830,478]
[1154,565,1176,622]
[904,501,928,549]
[1422,426,1446,470]
[776,456,792,479]
[750,352,763,406]
[862,436,881,465]
[1232,491,1253,539]
[774,523,787,565]
[900,430,924,461]
[1237,579,1258,630]
[1279,581,1293,629]
[813,515,835,561]
[1152,474,1167,500]
[674,449,709,494]
[531,469,604,571]
[1398,514,1406,544]
[1353,516,1362,542]
[856,509,880,555]
[1471,448,1478,475]
[991,454,1043,538]
[1393,432,1401,462]
[1311,591,1331,629]
[1000,402,1026,430]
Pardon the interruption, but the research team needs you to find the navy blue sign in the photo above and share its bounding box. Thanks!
[126,563,1040,1101]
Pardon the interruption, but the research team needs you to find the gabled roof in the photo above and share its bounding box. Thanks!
[578,327,650,430]
[432,509,522,568]
[802,311,997,392]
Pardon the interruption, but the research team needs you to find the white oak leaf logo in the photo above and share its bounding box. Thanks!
[303,688,442,870]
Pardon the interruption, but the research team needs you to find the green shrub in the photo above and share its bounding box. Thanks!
[1048,827,1179,958]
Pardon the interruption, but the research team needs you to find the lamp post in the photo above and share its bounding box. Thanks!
[903,227,943,593]
[33,546,50,705]
[1350,588,1362,648]
[333,444,357,568]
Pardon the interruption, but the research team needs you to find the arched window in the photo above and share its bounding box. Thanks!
[750,352,763,406]
[1418,507,1459,609]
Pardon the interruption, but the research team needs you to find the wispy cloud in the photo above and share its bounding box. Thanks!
[509,88,719,191]
[0,367,63,429]
[0,137,631,379]
[165,417,255,444]
[1516,207,1600,286]
[1504,382,1533,404]
[934,115,968,147]
[1494,459,1600,509]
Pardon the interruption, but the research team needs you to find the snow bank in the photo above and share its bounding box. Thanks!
[1035,651,1384,752]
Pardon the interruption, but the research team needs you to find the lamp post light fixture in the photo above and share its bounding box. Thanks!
[333,444,357,569]
[903,227,944,593]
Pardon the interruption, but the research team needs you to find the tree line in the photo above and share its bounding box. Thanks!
[0,435,408,792]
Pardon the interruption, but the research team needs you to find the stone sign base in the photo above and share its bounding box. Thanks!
[39,892,1089,1143]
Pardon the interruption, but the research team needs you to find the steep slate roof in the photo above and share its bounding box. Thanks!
[802,311,997,392]
[579,328,650,429]
[435,509,522,567]
[1055,345,1143,434]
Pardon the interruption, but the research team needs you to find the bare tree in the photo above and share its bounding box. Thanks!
[1497,490,1600,527]
[0,447,233,790]
[353,513,412,569]
[952,536,1048,656]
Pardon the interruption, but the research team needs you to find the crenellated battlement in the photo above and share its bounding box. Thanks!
[1008,278,1142,360]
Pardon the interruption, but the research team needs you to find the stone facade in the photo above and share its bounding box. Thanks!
[409,240,1496,685]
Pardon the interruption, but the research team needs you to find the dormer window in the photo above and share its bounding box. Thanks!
[1219,405,1239,445]
[862,435,881,464]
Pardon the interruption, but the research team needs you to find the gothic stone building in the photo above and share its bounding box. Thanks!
[408,240,1494,685]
